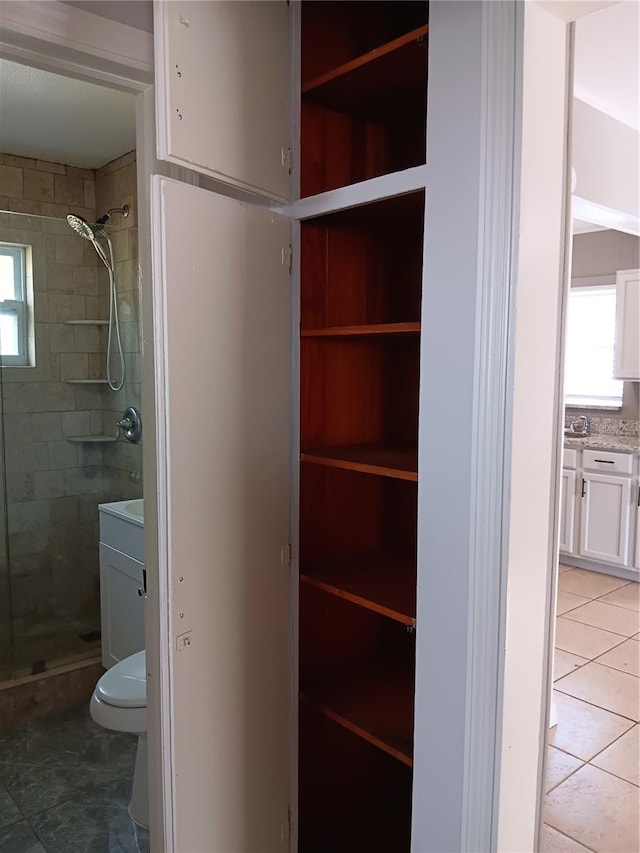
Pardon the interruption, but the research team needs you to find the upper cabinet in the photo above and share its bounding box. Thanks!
[154,0,291,201]
[614,268,640,380]
[300,1,428,196]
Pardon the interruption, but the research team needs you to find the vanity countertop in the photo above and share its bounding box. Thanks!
[564,433,639,453]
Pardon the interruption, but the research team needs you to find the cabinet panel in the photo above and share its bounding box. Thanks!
[99,543,145,669]
[154,0,290,201]
[579,473,632,566]
[559,469,576,555]
[151,177,291,852]
[614,268,640,380]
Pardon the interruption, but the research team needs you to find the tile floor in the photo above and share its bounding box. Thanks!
[543,566,640,853]
[0,705,148,853]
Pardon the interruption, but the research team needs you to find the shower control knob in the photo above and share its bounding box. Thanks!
[116,406,142,443]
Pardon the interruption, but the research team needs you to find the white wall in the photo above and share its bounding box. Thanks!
[572,99,640,219]
[572,229,640,278]
[497,3,569,850]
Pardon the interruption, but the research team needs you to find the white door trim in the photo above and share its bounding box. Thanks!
[0,0,153,91]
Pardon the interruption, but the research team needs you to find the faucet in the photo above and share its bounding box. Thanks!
[567,415,590,436]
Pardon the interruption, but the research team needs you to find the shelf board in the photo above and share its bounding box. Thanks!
[301,667,414,766]
[65,379,110,384]
[301,553,415,626]
[66,435,117,444]
[302,25,428,123]
[301,322,420,338]
[64,320,108,326]
[301,445,417,481]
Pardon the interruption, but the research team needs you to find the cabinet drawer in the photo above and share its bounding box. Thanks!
[582,449,633,475]
[563,449,577,469]
[100,512,144,563]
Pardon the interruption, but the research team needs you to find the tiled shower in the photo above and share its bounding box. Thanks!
[0,151,142,721]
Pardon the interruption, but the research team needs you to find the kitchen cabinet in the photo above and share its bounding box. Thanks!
[614,268,640,380]
[559,468,577,555]
[561,447,637,572]
[579,471,632,566]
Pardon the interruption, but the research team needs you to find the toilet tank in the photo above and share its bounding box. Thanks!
[98,500,145,669]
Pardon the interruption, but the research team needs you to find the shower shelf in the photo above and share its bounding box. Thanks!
[65,379,110,384]
[66,435,117,444]
[64,319,109,326]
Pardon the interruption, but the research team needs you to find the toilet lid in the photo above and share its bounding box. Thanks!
[97,650,146,708]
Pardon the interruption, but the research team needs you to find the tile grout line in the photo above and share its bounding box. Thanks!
[553,683,640,725]
[543,820,601,853]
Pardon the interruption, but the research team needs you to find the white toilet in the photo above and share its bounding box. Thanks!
[90,650,149,829]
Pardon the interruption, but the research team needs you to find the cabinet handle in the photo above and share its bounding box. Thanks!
[581,478,586,497]
[593,459,614,464]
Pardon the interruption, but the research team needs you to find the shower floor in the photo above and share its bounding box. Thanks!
[1,616,101,683]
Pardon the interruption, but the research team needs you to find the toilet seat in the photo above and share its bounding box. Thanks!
[90,651,147,734]
[97,650,146,708]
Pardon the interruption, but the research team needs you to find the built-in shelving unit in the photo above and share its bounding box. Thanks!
[299,4,427,848]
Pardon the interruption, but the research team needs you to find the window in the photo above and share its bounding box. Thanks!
[0,243,29,366]
[564,284,623,408]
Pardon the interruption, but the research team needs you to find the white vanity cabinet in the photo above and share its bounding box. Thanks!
[98,500,145,669]
[614,268,640,380]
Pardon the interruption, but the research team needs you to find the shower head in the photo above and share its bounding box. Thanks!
[66,213,98,241]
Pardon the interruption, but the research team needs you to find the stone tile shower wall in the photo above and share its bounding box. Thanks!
[0,152,141,679]
[95,152,143,500]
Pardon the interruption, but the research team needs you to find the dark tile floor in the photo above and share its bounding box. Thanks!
[0,706,149,853]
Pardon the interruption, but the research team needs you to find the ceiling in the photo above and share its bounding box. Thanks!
[0,58,136,169]
[574,1,639,130]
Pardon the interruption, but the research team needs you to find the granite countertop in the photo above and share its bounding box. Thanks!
[564,433,640,453]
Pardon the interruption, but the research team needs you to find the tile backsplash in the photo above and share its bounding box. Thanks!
[565,415,640,436]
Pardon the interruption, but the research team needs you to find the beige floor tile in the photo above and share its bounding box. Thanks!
[562,600,640,637]
[545,746,584,793]
[544,764,640,853]
[556,590,592,616]
[559,568,629,599]
[555,617,627,659]
[595,639,640,678]
[549,691,634,760]
[599,582,639,612]
[591,724,640,787]
[554,649,589,681]
[540,824,592,852]
[558,563,575,574]
[555,662,640,721]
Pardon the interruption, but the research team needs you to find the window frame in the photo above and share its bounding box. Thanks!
[564,277,623,410]
[0,242,30,367]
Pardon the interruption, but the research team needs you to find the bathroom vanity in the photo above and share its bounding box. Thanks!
[98,499,145,669]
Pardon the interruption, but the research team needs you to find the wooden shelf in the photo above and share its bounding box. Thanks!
[301,667,414,766]
[64,319,108,326]
[301,552,415,626]
[301,322,420,338]
[301,445,417,481]
[303,25,428,123]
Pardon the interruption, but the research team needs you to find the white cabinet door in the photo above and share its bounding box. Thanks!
[150,176,291,853]
[579,472,632,566]
[635,483,640,570]
[559,469,576,554]
[99,543,145,669]
[614,268,640,380]
[154,0,290,201]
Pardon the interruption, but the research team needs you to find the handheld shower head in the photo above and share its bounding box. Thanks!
[66,214,98,241]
